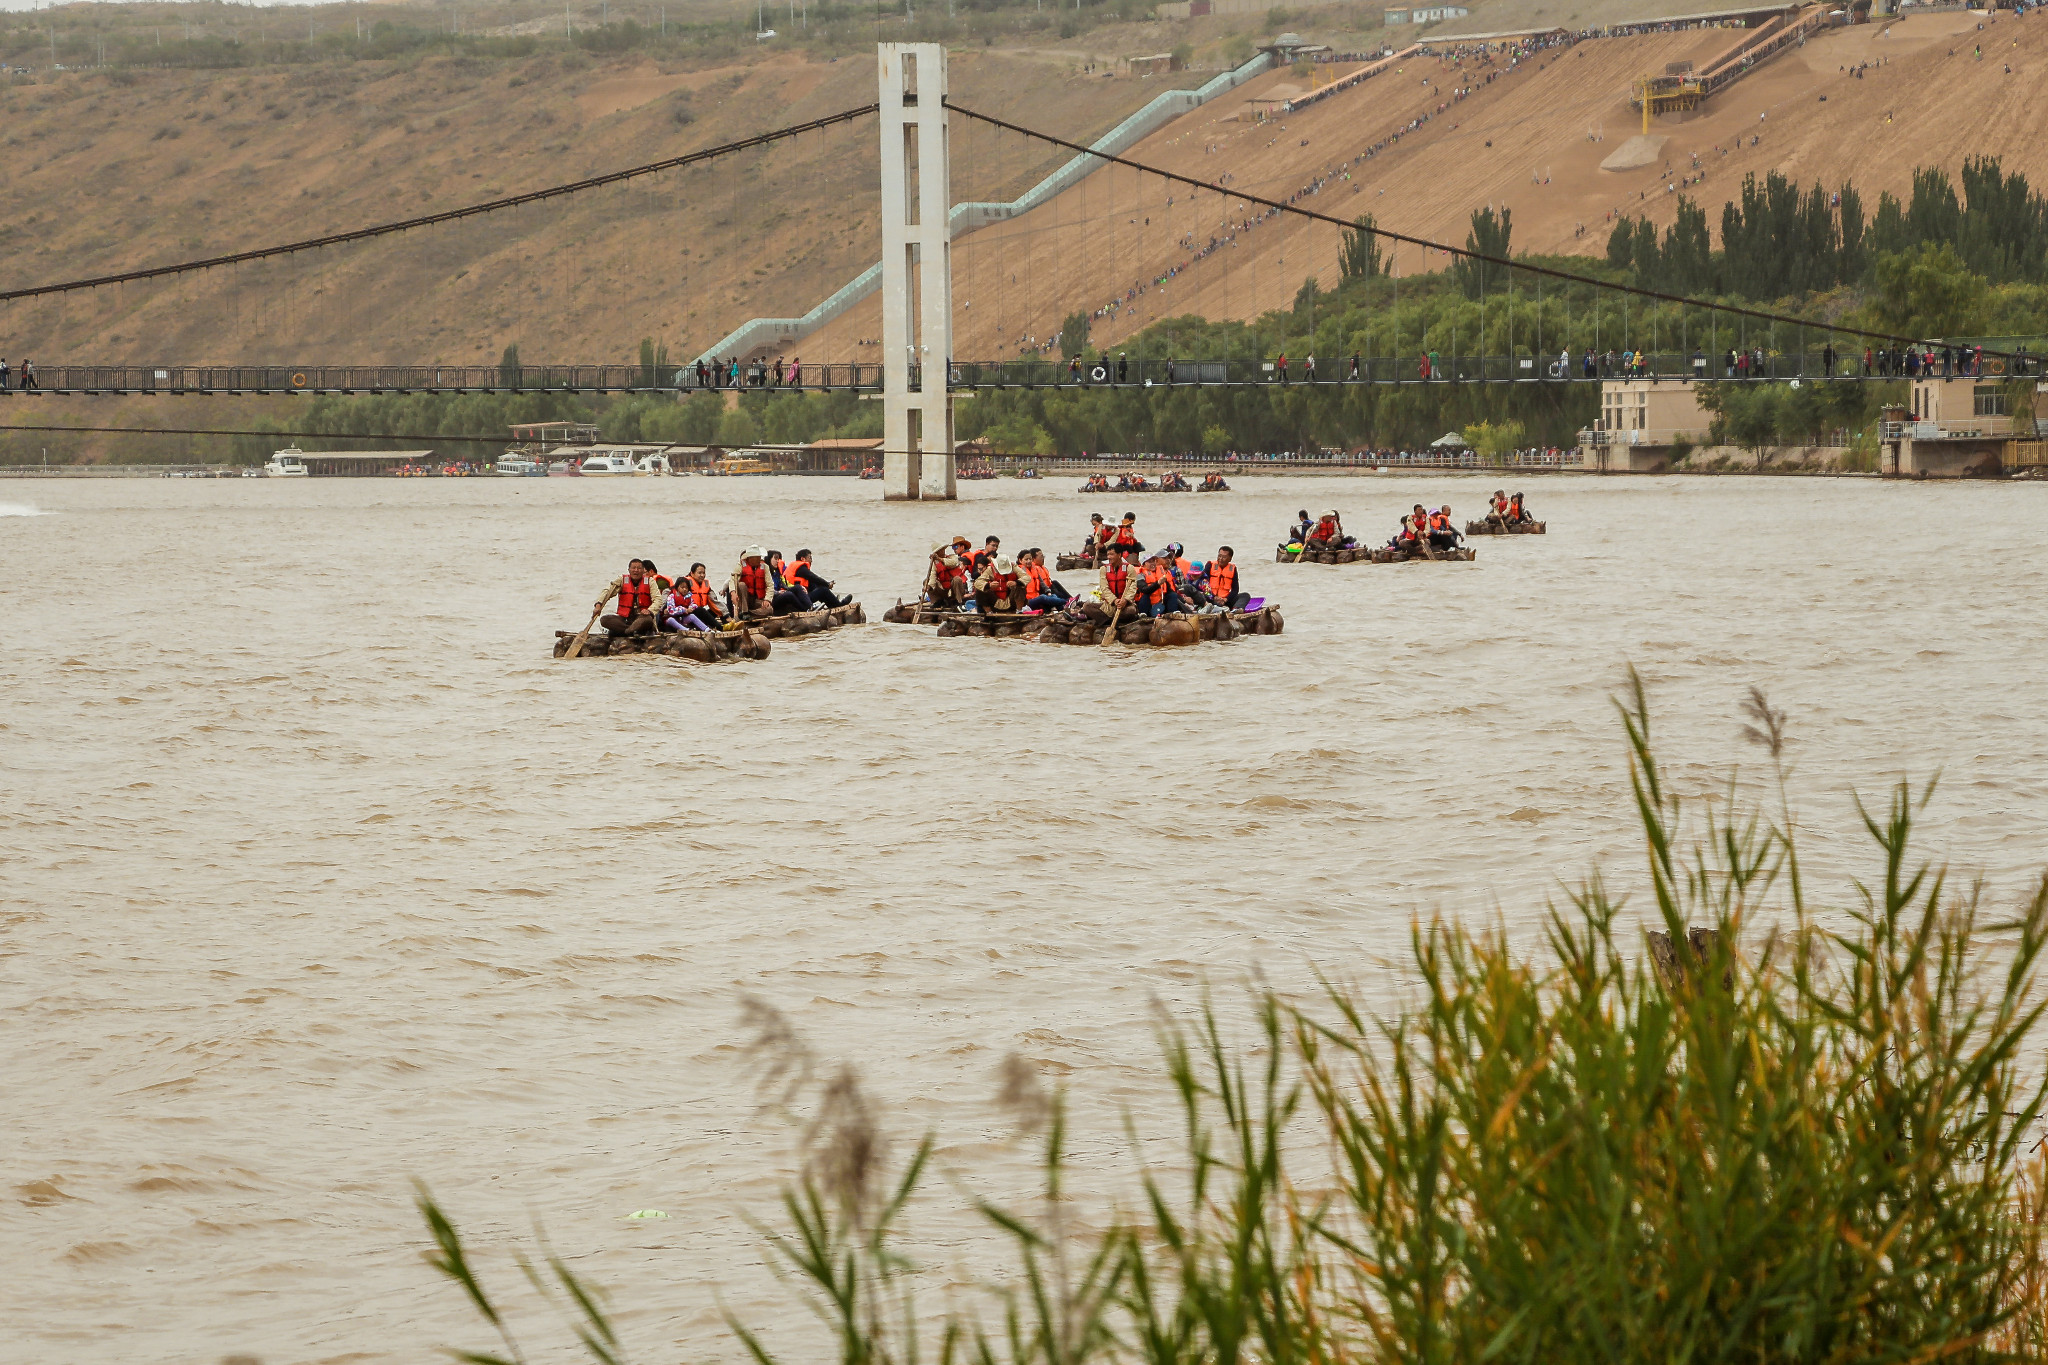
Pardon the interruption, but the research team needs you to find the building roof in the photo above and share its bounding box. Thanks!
[807,437,885,450]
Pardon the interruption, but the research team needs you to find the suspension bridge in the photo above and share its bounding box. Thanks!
[0,43,2006,498]
[0,354,1978,397]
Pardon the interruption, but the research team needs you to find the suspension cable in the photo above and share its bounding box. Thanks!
[943,99,1977,354]
[0,104,881,304]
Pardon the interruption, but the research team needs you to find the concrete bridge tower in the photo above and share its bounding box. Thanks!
[878,43,955,501]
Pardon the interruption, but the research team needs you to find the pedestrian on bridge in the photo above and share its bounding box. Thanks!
[0,358,9,391]
[19,359,35,392]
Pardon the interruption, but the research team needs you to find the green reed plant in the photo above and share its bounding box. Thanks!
[416,675,2048,1363]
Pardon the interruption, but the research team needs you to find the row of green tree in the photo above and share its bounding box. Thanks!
[1606,159,2048,300]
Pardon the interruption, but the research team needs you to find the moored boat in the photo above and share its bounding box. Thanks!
[1464,519,1547,535]
[263,448,309,478]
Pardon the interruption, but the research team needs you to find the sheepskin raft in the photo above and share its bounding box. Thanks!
[1054,552,1098,571]
[879,600,1283,646]
[1464,520,1547,536]
[1274,545,1478,564]
[552,602,866,661]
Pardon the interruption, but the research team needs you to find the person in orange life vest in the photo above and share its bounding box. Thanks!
[1021,548,1070,611]
[663,562,723,631]
[731,546,803,617]
[1111,512,1144,556]
[792,549,843,609]
[971,535,1002,576]
[765,550,811,611]
[1088,547,1138,625]
[1205,547,1248,611]
[923,541,971,607]
[974,554,1025,613]
[1082,512,1111,560]
[1509,491,1533,524]
[1490,489,1513,528]
[1390,513,1423,549]
[1428,506,1463,551]
[595,557,660,635]
[1134,550,1189,619]
[1306,511,1344,548]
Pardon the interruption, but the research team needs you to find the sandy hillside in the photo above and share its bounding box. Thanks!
[0,48,1207,365]
[797,10,2042,362]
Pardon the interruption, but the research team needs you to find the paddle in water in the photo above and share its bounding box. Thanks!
[562,606,602,659]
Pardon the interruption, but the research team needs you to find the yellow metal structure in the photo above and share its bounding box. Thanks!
[1633,73,1703,122]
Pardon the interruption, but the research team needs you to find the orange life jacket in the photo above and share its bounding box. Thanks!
[1114,525,1138,548]
[1312,517,1337,542]
[1208,562,1237,599]
[986,570,1019,596]
[682,576,715,609]
[616,574,653,616]
[1103,564,1129,599]
[1429,512,1449,532]
[739,562,769,601]
[1025,563,1052,595]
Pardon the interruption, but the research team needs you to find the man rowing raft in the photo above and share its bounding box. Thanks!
[594,557,660,636]
[924,541,971,608]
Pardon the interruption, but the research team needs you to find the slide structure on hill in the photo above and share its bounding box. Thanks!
[690,52,1278,368]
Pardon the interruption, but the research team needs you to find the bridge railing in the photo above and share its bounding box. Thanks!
[0,352,2019,395]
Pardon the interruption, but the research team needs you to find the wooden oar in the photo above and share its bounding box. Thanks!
[562,606,603,659]
[1100,601,1125,647]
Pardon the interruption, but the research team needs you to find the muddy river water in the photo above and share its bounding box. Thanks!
[6,473,2047,1363]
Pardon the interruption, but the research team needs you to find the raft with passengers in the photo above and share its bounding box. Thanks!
[1464,490,1545,535]
[555,548,864,661]
[882,526,1281,646]
[1273,502,1535,564]
[1076,472,1230,494]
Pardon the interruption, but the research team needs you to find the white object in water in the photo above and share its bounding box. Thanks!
[263,448,309,478]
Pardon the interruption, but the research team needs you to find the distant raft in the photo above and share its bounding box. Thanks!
[1054,551,1099,571]
[553,602,866,661]
[880,600,1282,645]
[1464,519,1547,536]
[1275,544,1477,564]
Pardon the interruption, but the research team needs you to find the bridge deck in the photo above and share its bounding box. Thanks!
[0,355,1994,396]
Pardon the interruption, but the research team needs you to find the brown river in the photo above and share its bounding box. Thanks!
[5,473,2046,1363]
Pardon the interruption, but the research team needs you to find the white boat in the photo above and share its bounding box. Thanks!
[578,451,639,476]
[263,448,309,478]
[495,453,546,477]
[577,448,671,476]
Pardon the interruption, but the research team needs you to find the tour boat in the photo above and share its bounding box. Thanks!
[577,449,671,477]
[263,448,309,478]
[495,453,547,477]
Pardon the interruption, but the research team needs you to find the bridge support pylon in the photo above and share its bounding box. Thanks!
[878,43,955,501]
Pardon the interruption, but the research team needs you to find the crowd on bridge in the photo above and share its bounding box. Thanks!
[0,358,41,391]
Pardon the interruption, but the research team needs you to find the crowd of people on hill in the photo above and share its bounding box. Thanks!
[592,548,844,637]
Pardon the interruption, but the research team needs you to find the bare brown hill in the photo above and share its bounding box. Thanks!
[0,47,1207,365]
[2,10,2042,377]
[804,10,2045,361]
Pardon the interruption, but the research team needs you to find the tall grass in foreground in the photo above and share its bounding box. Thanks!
[418,674,2048,1363]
